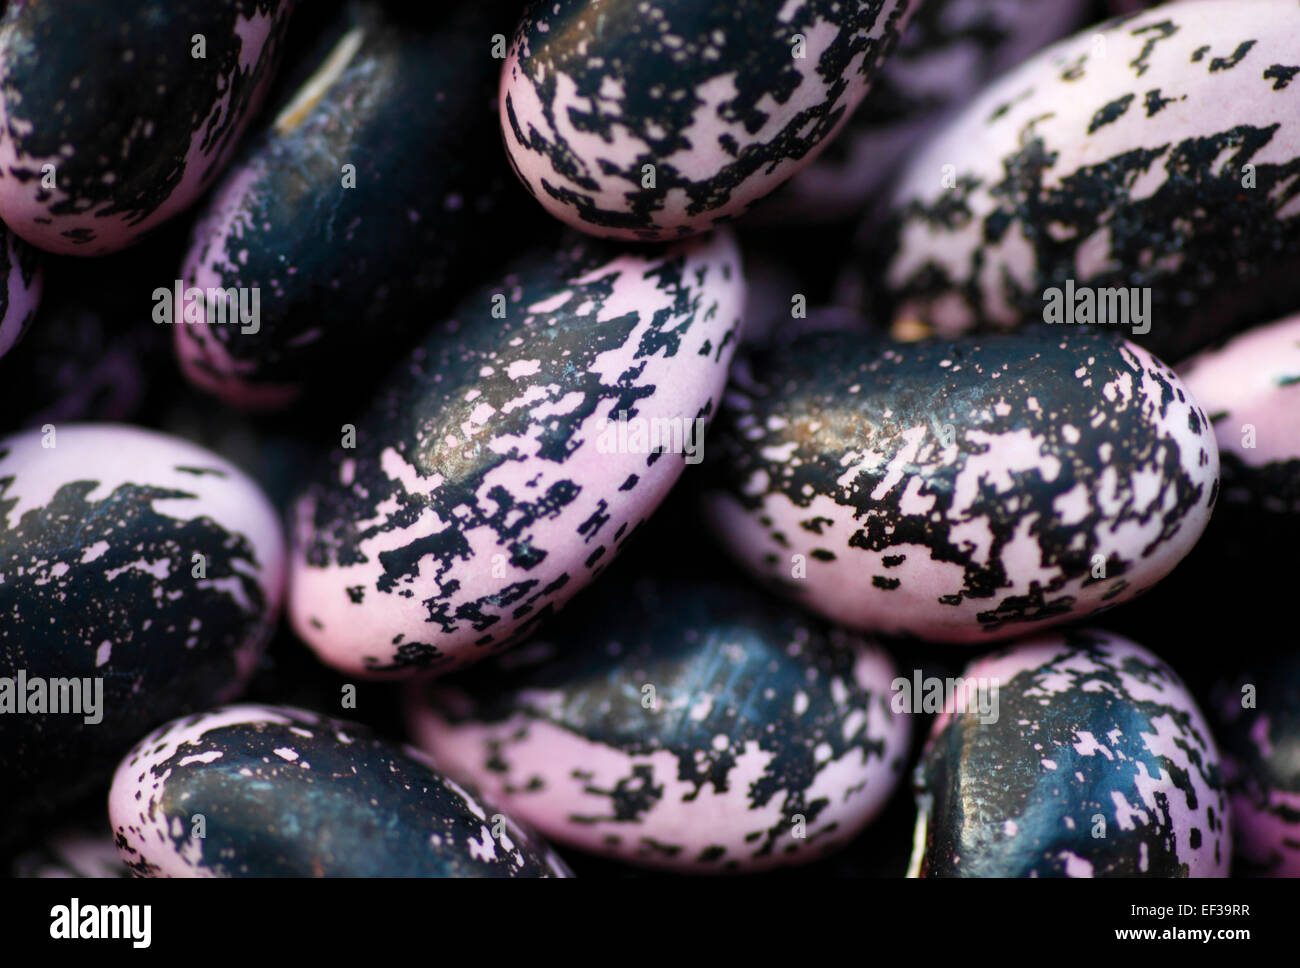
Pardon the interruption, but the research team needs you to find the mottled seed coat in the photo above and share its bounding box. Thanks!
[176,2,522,408]
[911,630,1230,877]
[1180,313,1300,517]
[108,704,571,877]
[290,231,743,677]
[0,424,284,832]
[408,577,909,872]
[501,0,919,239]
[702,329,1218,642]
[858,0,1300,361]
[0,0,294,255]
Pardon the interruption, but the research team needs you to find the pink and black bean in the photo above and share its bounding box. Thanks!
[0,0,1293,888]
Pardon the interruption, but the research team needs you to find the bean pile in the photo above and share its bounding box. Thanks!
[1,0,1296,879]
